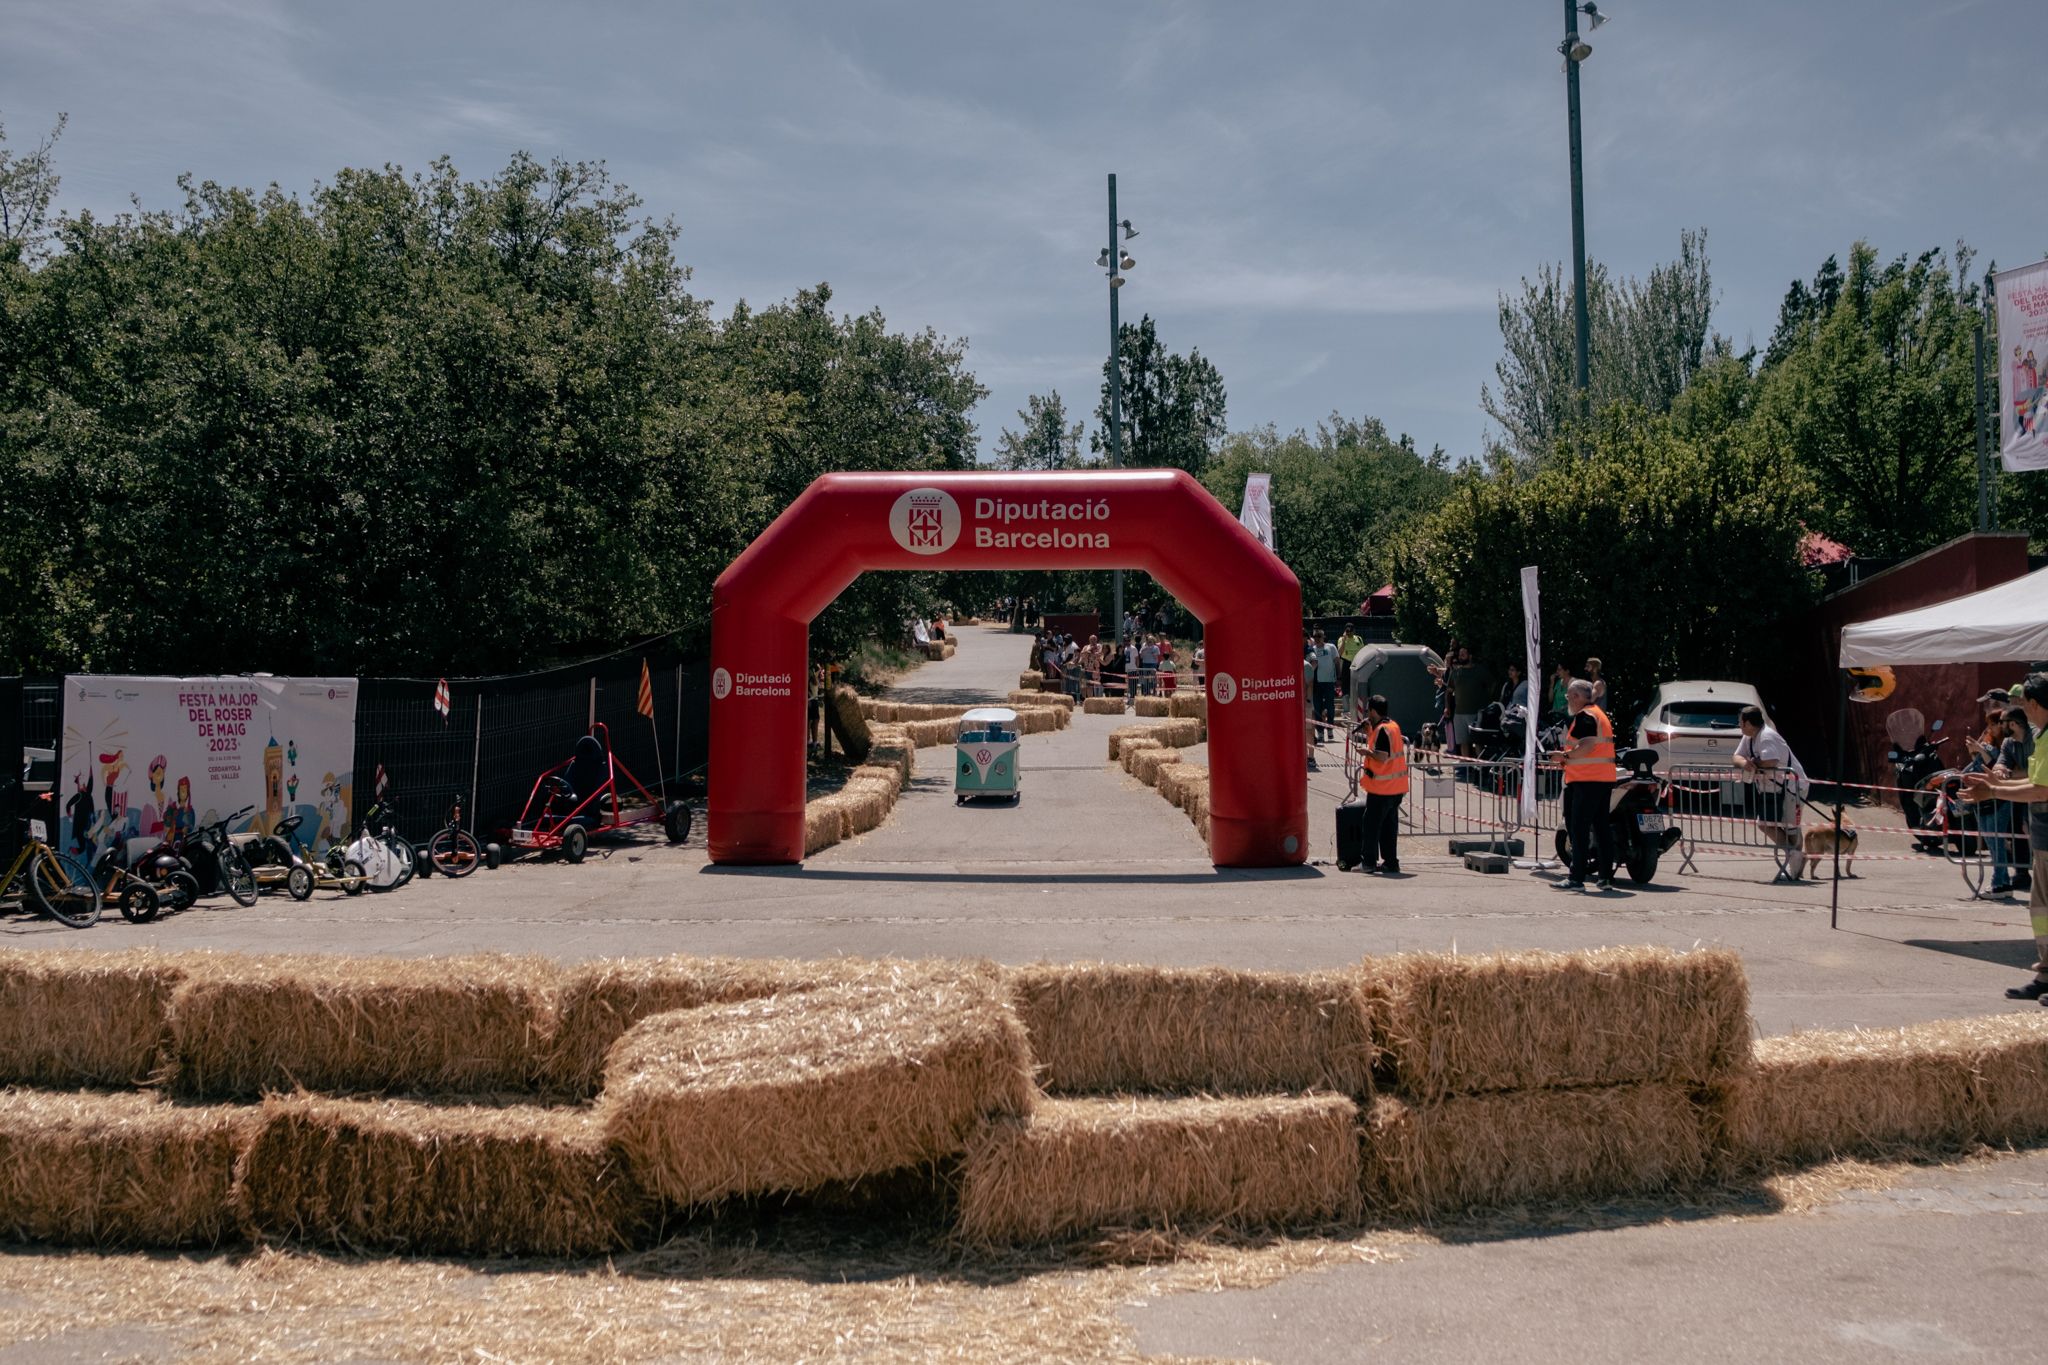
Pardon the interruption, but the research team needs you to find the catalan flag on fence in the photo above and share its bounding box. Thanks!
[637,658,655,719]
[433,678,451,719]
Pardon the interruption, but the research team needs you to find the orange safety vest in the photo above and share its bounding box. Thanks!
[1362,719,1408,796]
[1562,705,1618,784]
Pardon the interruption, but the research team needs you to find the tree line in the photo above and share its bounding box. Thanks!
[0,116,2032,703]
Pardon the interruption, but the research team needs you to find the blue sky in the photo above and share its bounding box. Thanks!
[7,0,2035,462]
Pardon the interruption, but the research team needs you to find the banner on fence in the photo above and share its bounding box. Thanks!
[1997,258,2048,472]
[58,675,358,861]
[1519,565,1541,823]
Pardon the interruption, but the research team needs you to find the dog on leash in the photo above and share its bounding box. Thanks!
[1801,820,1858,878]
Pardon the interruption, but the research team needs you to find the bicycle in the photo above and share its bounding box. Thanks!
[0,815,101,928]
[424,792,485,877]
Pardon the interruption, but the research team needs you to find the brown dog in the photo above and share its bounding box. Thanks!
[1801,821,1858,878]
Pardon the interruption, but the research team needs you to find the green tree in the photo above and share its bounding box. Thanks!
[0,113,65,261]
[1749,242,1983,558]
[993,390,1089,470]
[1391,407,1817,718]
[1094,314,1226,475]
[1483,228,1723,470]
[1200,416,1453,615]
[0,149,985,676]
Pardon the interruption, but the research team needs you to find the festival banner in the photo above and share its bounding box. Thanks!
[1996,258,2048,472]
[1239,472,1275,552]
[58,675,358,863]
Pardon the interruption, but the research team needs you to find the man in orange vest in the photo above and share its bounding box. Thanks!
[1551,677,1617,891]
[1357,693,1408,875]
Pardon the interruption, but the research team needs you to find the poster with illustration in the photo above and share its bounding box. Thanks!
[1997,258,2048,472]
[59,676,358,863]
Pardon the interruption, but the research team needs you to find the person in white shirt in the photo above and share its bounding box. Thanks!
[1733,705,1809,882]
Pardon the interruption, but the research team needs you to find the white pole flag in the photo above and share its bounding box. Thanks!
[1239,472,1275,552]
[1997,259,2048,472]
[1520,565,1541,824]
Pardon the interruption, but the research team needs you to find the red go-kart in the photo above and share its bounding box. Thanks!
[491,723,692,866]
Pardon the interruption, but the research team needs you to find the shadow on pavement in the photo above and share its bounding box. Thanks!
[702,866,1324,886]
[1900,937,2038,970]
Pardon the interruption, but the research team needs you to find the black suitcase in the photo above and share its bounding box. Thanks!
[1335,801,1369,871]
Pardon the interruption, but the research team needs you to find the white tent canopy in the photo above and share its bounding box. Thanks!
[1839,566,2048,667]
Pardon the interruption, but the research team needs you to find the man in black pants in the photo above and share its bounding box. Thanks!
[1551,678,1616,892]
[1357,694,1407,874]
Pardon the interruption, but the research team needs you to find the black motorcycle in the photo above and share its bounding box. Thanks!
[1553,747,1683,885]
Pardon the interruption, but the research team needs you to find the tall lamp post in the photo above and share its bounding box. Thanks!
[1099,174,1137,645]
[1560,1,1608,444]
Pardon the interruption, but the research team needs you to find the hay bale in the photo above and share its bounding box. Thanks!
[1715,1019,2014,1170]
[824,686,872,763]
[1009,963,1376,1096]
[1134,696,1171,717]
[867,738,915,786]
[1107,724,1150,759]
[1168,694,1208,722]
[835,785,891,836]
[601,971,1035,1206]
[1019,671,1044,691]
[957,1094,1360,1244]
[1363,947,1751,1100]
[1131,748,1175,787]
[848,764,904,798]
[803,800,844,856]
[1184,783,1211,829]
[166,953,559,1100]
[1083,697,1125,716]
[0,949,186,1087]
[904,718,957,748]
[545,955,945,1097]
[238,1095,643,1257]
[1011,690,1073,710]
[1156,762,1206,807]
[1119,738,1164,774]
[1363,1084,1710,1220]
[0,1088,253,1248]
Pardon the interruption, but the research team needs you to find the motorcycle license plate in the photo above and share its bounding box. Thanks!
[510,827,536,848]
[1636,813,1670,833]
[27,819,45,842]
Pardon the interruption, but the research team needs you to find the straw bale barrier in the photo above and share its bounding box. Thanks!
[1714,1015,2048,1170]
[1167,693,1207,722]
[1363,1083,1710,1219]
[1010,690,1073,710]
[1107,720,1205,760]
[0,949,186,1088]
[1008,963,1376,1095]
[1019,670,1044,691]
[1118,738,1164,774]
[1134,695,1171,717]
[903,718,954,748]
[1082,696,1125,715]
[0,1088,254,1248]
[826,686,872,763]
[1156,762,1205,807]
[867,731,915,786]
[546,955,959,1097]
[237,1095,643,1257]
[166,953,559,1099]
[1364,947,1750,1100]
[957,1094,1361,1244]
[1130,748,1175,786]
[602,972,1035,1206]
[803,800,844,856]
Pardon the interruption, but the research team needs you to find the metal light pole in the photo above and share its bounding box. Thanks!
[1103,174,1133,645]
[1560,2,1604,449]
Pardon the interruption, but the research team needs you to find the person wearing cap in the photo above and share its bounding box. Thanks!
[1962,673,2048,1001]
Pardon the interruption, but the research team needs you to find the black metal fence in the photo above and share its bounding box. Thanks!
[6,639,711,851]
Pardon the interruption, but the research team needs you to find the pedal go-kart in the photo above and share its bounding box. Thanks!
[492,723,691,866]
[236,813,368,900]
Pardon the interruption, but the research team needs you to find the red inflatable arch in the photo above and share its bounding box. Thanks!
[708,470,1308,867]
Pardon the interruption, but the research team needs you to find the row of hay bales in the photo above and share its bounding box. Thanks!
[920,637,958,661]
[803,724,917,856]
[9,946,2048,1254]
[1110,720,1212,843]
[1132,691,1207,720]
